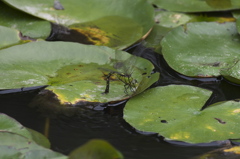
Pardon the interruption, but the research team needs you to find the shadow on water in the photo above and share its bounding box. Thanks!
[1,44,240,158]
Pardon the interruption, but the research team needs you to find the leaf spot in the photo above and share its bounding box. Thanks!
[160,120,168,123]
[214,118,226,124]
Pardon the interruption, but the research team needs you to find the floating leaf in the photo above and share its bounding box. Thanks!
[0,113,32,139]
[0,1,51,39]
[192,146,240,159]
[149,0,240,12]
[224,146,240,155]
[69,16,144,49]
[145,11,191,53]
[27,128,50,149]
[232,11,240,34]
[145,11,235,53]
[0,145,23,159]
[0,132,67,158]
[0,113,50,148]
[124,85,240,143]
[161,22,240,77]
[69,139,124,159]
[2,0,154,49]
[221,60,240,84]
[0,41,159,105]
[0,26,21,49]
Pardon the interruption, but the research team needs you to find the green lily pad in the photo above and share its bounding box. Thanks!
[0,113,33,139]
[69,139,124,159]
[221,60,240,84]
[161,22,240,77]
[155,11,192,28]
[149,0,240,12]
[0,131,67,158]
[2,0,154,49]
[145,11,192,53]
[68,16,144,50]
[0,145,23,159]
[124,85,240,143]
[0,1,51,39]
[0,41,159,105]
[27,128,50,148]
[232,11,240,34]
[0,113,50,148]
[145,10,236,54]
[0,26,21,49]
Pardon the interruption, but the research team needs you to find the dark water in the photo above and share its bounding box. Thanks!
[1,49,240,158]
[0,90,219,159]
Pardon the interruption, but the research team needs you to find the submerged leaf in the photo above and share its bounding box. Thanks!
[69,139,124,159]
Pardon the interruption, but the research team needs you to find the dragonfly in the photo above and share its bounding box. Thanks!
[101,41,146,95]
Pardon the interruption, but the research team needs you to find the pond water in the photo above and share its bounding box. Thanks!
[1,49,240,158]
[0,91,218,159]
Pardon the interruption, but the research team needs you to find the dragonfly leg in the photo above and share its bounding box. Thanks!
[102,72,113,94]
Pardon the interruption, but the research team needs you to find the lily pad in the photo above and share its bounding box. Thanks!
[27,128,50,148]
[124,85,240,143]
[0,26,21,49]
[0,41,159,105]
[2,0,154,49]
[161,22,240,77]
[149,0,240,12]
[0,131,67,158]
[0,113,50,148]
[145,11,192,53]
[221,60,240,84]
[145,10,236,54]
[192,146,240,159]
[232,11,240,34]
[0,1,51,39]
[0,113,33,139]
[69,139,124,159]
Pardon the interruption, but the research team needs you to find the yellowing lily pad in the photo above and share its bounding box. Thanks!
[124,85,240,143]
[2,0,155,49]
[192,146,240,159]
[0,41,159,105]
